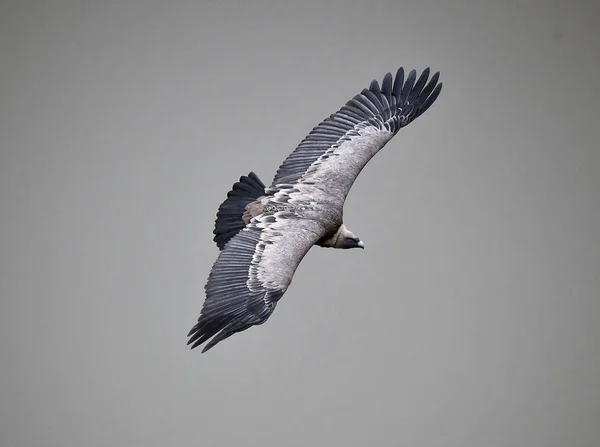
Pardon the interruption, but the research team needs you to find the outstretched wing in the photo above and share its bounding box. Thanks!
[187,210,324,353]
[270,67,442,205]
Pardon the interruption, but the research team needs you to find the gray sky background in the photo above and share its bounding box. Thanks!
[2,1,599,446]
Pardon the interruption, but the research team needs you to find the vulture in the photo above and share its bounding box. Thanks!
[188,67,442,353]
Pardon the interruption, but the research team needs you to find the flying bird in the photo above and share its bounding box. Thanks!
[188,67,442,353]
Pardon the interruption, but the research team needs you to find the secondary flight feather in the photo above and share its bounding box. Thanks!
[188,67,442,353]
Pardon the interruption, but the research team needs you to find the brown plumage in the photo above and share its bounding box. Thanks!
[188,67,442,353]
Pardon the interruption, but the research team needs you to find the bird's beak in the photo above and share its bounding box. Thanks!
[357,240,364,249]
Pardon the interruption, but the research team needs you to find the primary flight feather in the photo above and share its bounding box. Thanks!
[188,67,442,353]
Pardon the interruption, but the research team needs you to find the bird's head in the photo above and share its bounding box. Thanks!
[334,225,364,250]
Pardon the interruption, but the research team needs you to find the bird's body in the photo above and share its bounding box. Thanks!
[188,67,442,352]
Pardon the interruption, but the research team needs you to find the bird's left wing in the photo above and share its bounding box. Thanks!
[187,209,324,353]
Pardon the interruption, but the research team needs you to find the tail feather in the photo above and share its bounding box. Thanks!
[213,172,266,250]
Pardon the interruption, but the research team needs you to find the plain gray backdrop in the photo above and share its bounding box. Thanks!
[2,1,599,446]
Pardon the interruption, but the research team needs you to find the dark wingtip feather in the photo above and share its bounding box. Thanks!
[197,322,252,353]
[417,82,442,116]
[400,69,417,103]
[417,71,440,103]
[369,79,380,94]
[187,315,231,351]
[392,67,405,99]
[381,72,393,102]
[382,72,392,92]
[200,331,232,353]
[407,67,430,104]
[390,67,442,121]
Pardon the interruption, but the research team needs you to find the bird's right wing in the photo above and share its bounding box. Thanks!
[188,209,324,353]
[270,67,442,207]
